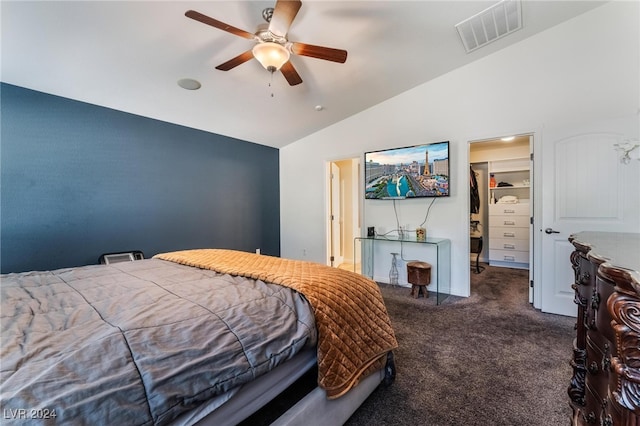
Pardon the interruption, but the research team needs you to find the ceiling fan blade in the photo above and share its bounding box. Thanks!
[215,50,255,71]
[268,0,302,37]
[280,61,303,86]
[185,10,255,40]
[290,42,347,63]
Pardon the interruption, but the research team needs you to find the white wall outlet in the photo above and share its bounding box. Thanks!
[255,248,261,255]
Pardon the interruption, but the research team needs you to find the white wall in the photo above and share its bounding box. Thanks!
[280,2,639,297]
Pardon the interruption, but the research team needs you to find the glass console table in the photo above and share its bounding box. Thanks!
[354,235,451,305]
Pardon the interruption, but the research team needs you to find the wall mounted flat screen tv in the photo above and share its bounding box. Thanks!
[365,141,450,199]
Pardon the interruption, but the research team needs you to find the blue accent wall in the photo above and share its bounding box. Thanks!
[1,83,280,273]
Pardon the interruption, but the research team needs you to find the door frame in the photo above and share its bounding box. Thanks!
[326,157,361,268]
[330,162,342,267]
[467,133,539,306]
[532,131,543,310]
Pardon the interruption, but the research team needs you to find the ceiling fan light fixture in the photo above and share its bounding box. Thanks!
[252,42,290,73]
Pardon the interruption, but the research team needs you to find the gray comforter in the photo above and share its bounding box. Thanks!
[1,259,317,425]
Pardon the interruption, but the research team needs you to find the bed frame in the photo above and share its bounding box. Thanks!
[272,352,396,426]
[184,351,395,426]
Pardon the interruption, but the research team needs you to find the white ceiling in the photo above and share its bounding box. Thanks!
[1,1,605,148]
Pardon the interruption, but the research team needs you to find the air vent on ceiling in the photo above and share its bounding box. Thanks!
[455,0,522,53]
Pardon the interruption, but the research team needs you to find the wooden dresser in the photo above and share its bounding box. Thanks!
[568,232,640,425]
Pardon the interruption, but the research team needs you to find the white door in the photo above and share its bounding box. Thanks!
[330,163,343,267]
[539,118,639,316]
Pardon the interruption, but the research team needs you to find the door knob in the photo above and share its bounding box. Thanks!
[545,228,560,234]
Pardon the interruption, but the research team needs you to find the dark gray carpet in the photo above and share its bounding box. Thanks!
[346,264,575,426]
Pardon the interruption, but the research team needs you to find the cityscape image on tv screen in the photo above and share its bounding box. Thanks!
[365,141,450,199]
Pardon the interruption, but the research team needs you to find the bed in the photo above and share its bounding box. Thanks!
[1,249,397,425]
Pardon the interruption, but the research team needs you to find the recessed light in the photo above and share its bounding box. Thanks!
[178,78,201,90]
[501,136,515,142]
[315,105,324,111]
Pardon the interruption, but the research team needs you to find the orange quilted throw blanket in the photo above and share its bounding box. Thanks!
[154,249,398,399]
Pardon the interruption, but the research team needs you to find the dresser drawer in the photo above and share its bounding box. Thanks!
[489,238,529,251]
[594,275,616,344]
[585,336,611,407]
[490,215,530,228]
[489,203,529,216]
[489,227,529,240]
[489,249,529,264]
[583,384,600,426]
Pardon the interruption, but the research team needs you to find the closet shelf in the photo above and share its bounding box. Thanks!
[490,185,530,190]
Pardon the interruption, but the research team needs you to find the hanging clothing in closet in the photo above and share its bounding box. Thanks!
[470,166,480,214]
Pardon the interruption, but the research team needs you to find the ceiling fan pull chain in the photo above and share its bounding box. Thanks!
[269,71,275,98]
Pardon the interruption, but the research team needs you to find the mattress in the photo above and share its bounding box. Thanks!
[1,259,317,425]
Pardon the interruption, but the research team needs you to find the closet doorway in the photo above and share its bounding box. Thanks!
[469,135,534,301]
[326,158,361,271]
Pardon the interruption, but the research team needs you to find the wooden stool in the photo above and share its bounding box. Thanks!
[407,261,431,298]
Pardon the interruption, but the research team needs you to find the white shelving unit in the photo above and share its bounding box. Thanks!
[488,158,531,269]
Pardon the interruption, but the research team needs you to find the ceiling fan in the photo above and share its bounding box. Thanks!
[185,0,348,86]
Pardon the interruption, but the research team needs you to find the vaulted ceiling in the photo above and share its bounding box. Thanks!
[1,1,605,148]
